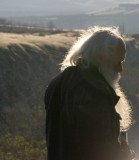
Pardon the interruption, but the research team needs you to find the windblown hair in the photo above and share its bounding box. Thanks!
[115,84,132,131]
[61,26,132,130]
[61,26,125,71]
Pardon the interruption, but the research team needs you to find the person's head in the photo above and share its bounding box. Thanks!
[61,26,132,130]
[61,26,126,87]
[98,36,126,88]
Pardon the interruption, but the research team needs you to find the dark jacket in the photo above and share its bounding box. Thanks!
[45,66,124,160]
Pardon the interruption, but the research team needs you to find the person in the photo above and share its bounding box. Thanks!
[44,26,135,160]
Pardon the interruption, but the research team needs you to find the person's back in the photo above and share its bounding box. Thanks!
[45,26,135,160]
[45,66,124,160]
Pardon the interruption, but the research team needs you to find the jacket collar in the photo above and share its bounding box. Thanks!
[77,65,120,105]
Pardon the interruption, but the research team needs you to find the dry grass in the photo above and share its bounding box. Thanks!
[0,32,77,50]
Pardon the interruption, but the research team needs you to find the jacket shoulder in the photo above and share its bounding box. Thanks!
[44,66,77,109]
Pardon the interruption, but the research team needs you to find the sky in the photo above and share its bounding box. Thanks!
[0,0,139,17]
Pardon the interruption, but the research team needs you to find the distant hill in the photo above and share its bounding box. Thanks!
[88,3,139,34]
[6,3,139,35]
[0,0,128,17]
[0,25,139,159]
[90,3,139,15]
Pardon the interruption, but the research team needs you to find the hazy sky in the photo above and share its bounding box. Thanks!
[0,0,139,17]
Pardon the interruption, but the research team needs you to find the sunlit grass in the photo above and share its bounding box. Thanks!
[0,32,77,50]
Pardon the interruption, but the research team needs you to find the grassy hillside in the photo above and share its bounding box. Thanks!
[0,26,139,159]
[0,29,78,108]
[0,28,79,159]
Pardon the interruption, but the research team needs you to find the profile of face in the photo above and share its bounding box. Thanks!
[110,40,126,73]
[99,39,126,87]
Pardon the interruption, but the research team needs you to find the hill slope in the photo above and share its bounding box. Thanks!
[0,29,78,159]
[0,30,78,109]
[0,27,139,159]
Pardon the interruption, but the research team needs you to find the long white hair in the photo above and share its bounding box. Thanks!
[61,26,124,71]
[61,26,132,131]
